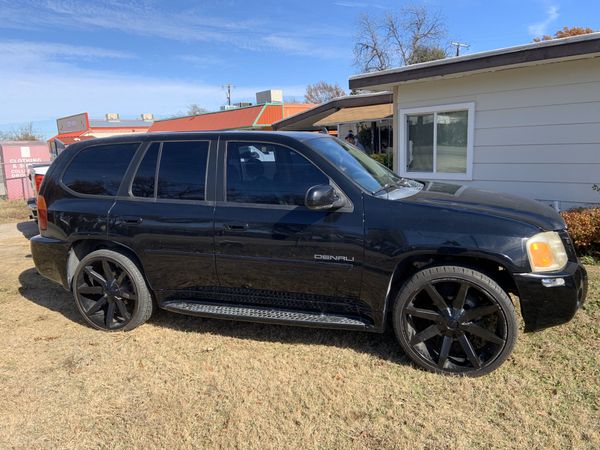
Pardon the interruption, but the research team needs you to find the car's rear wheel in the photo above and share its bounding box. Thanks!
[72,249,153,331]
[393,265,517,376]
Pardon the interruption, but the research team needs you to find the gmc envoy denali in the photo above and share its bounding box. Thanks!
[31,132,587,376]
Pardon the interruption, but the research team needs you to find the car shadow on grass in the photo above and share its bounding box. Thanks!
[18,267,409,365]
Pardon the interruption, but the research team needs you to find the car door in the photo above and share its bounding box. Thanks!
[213,139,364,310]
[108,138,218,302]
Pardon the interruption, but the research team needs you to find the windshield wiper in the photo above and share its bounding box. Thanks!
[372,178,410,196]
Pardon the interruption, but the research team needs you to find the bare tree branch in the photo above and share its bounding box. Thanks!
[353,13,390,73]
[305,81,346,104]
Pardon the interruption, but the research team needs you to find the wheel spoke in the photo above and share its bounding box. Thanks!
[115,299,131,321]
[424,284,448,311]
[405,306,443,322]
[461,305,499,322]
[462,323,505,345]
[410,324,441,346]
[102,260,115,284]
[86,295,107,315]
[116,270,127,285]
[105,302,116,328]
[458,334,482,369]
[453,283,469,310]
[84,266,107,288]
[120,291,137,301]
[438,336,452,368]
[78,285,104,296]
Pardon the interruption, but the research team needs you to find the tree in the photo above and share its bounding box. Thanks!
[353,13,390,72]
[534,26,596,42]
[353,5,448,73]
[304,81,346,104]
[0,122,44,141]
[186,104,209,115]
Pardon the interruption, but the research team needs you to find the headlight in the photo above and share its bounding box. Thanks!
[526,231,568,273]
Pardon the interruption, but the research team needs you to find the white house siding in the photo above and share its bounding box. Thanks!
[393,56,600,209]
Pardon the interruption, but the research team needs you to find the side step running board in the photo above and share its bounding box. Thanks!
[161,300,370,330]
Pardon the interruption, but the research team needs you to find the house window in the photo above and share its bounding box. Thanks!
[399,103,474,180]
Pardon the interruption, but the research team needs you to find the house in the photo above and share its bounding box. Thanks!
[272,92,393,155]
[49,112,154,154]
[349,33,600,210]
[149,90,314,133]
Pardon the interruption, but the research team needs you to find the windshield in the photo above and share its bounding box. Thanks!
[308,137,404,194]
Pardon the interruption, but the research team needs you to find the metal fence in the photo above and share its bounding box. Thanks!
[0,161,39,200]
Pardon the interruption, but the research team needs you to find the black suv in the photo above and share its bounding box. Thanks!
[31,132,587,376]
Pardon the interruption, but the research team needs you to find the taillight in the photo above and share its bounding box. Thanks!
[34,174,44,194]
[37,195,48,231]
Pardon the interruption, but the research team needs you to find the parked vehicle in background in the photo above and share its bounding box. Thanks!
[30,132,587,376]
[27,163,50,220]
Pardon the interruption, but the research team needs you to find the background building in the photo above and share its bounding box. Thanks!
[149,90,314,133]
[49,112,154,155]
[349,33,600,210]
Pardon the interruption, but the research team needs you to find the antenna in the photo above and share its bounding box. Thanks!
[451,41,470,57]
[222,83,235,106]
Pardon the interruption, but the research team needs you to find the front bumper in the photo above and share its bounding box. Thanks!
[30,234,70,289]
[514,262,588,332]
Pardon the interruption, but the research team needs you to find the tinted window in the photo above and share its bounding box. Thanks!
[131,143,159,197]
[226,142,328,205]
[157,141,209,201]
[63,143,139,196]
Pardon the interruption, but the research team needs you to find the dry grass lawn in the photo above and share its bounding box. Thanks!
[0,199,30,224]
[0,221,598,449]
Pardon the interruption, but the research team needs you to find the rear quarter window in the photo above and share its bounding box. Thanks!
[62,143,139,196]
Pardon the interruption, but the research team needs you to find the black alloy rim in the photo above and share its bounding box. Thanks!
[402,279,507,373]
[75,258,137,330]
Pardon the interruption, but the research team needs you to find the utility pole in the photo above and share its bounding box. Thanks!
[451,42,470,57]
[222,84,235,106]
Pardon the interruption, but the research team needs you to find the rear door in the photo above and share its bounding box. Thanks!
[213,139,364,306]
[108,139,218,302]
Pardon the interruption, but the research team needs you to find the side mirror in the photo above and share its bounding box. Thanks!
[305,185,344,211]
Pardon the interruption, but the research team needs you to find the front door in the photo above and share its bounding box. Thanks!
[214,140,364,311]
[108,139,217,302]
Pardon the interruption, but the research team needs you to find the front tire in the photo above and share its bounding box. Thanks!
[393,266,517,376]
[72,249,153,331]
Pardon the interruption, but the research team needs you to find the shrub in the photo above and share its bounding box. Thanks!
[370,152,394,169]
[560,208,600,255]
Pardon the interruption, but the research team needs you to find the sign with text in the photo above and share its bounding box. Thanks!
[57,112,89,134]
[1,143,51,199]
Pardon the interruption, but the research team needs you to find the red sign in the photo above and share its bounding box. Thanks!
[1,143,51,200]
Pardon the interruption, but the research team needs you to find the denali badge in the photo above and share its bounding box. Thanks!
[314,254,355,262]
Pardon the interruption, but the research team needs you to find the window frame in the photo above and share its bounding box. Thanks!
[398,102,474,181]
[127,139,213,204]
[222,140,352,212]
[60,142,142,199]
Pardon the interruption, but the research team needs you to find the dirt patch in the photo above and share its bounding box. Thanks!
[0,221,598,448]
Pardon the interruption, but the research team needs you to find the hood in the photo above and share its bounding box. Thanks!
[404,182,565,230]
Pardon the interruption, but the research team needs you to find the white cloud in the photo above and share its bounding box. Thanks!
[528,4,559,37]
[0,0,344,59]
[0,39,305,124]
[333,1,385,8]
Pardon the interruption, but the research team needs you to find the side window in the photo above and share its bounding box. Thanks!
[226,142,328,206]
[157,141,209,201]
[63,143,139,196]
[131,143,159,198]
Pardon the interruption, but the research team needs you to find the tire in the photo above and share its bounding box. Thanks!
[72,249,153,331]
[393,265,518,377]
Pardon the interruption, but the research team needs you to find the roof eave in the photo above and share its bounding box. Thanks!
[349,33,600,90]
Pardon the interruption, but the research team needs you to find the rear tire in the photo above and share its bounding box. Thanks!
[72,249,153,331]
[393,265,517,376]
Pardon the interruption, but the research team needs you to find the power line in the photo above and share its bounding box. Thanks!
[451,41,470,57]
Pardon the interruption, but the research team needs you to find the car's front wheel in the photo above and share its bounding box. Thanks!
[72,249,153,331]
[393,265,518,376]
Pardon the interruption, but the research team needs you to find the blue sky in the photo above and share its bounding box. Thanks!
[0,0,598,138]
